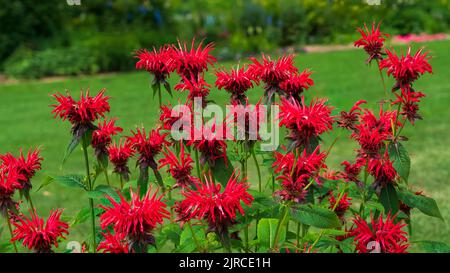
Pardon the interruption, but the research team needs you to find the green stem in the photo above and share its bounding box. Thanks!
[119,175,124,190]
[251,149,262,192]
[273,205,289,250]
[194,149,202,181]
[6,212,18,253]
[82,135,97,253]
[157,82,162,109]
[26,193,36,213]
[102,163,110,186]
[296,223,301,247]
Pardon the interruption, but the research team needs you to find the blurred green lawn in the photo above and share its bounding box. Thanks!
[0,40,449,252]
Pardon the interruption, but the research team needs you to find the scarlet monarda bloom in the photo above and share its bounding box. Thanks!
[0,148,43,193]
[135,45,175,84]
[159,144,196,188]
[127,127,168,172]
[51,89,110,140]
[351,107,398,158]
[340,160,364,186]
[279,70,314,102]
[279,97,334,150]
[187,123,228,167]
[329,192,351,218]
[349,214,408,253]
[354,22,389,64]
[368,152,397,191]
[273,147,327,203]
[0,166,24,216]
[336,100,366,131]
[171,39,216,79]
[97,232,130,253]
[175,74,211,107]
[215,66,257,104]
[107,140,134,181]
[12,209,69,253]
[379,47,432,91]
[248,54,298,104]
[92,118,123,161]
[100,188,169,252]
[178,172,253,237]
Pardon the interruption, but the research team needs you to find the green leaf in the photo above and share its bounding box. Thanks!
[398,190,444,220]
[291,205,341,229]
[62,134,81,164]
[71,207,91,226]
[95,185,121,202]
[53,174,87,190]
[160,223,181,247]
[137,165,149,197]
[364,201,385,213]
[36,175,54,192]
[178,225,205,253]
[257,218,285,249]
[379,183,399,214]
[415,241,450,253]
[388,141,411,182]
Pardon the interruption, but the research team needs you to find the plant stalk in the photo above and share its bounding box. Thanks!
[82,134,97,253]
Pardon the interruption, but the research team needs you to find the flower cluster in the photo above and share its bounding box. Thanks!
[215,66,258,104]
[354,22,389,63]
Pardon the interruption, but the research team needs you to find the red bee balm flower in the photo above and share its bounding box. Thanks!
[175,74,211,107]
[0,148,43,192]
[100,188,169,250]
[127,127,169,171]
[12,209,69,253]
[336,100,366,131]
[179,173,253,232]
[215,66,257,103]
[279,70,314,101]
[92,118,123,159]
[279,97,334,149]
[0,166,24,215]
[107,140,135,181]
[97,232,130,253]
[51,89,110,137]
[171,39,216,78]
[349,214,408,253]
[159,144,196,188]
[379,47,432,90]
[187,123,228,167]
[248,54,298,103]
[329,192,352,218]
[354,22,389,63]
[135,46,175,82]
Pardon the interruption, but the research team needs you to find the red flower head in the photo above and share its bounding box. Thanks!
[51,89,110,138]
[159,103,184,131]
[354,22,389,63]
[352,107,398,158]
[187,122,228,167]
[248,54,298,87]
[175,74,211,107]
[329,192,352,218]
[178,172,253,233]
[273,146,327,203]
[12,209,69,253]
[379,47,432,90]
[349,214,408,253]
[159,144,197,188]
[100,187,169,248]
[279,97,334,149]
[0,166,24,216]
[108,140,135,181]
[127,127,169,171]
[171,39,216,79]
[135,46,175,81]
[248,54,298,103]
[97,232,130,253]
[279,70,314,101]
[340,160,364,186]
[368,151,397,190]
[337,100,366,131]
[92,118,123,159]
[227,99,266,141]
[0,148,43,192]
[215,66,257,104]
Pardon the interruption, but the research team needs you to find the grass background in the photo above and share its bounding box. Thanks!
[0,40,449,252]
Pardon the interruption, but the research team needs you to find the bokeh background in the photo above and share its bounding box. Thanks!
[0,0,449,252]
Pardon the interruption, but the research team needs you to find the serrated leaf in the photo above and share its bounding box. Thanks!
[379,183,399,214]
[53,174,87,190]
[398,190,443,220]
[36,176,54,192]
[257,218,285,249]
[62,134,81,164]
[388,141,411,182]
[291,205,341,229]
[95,185,121,202]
